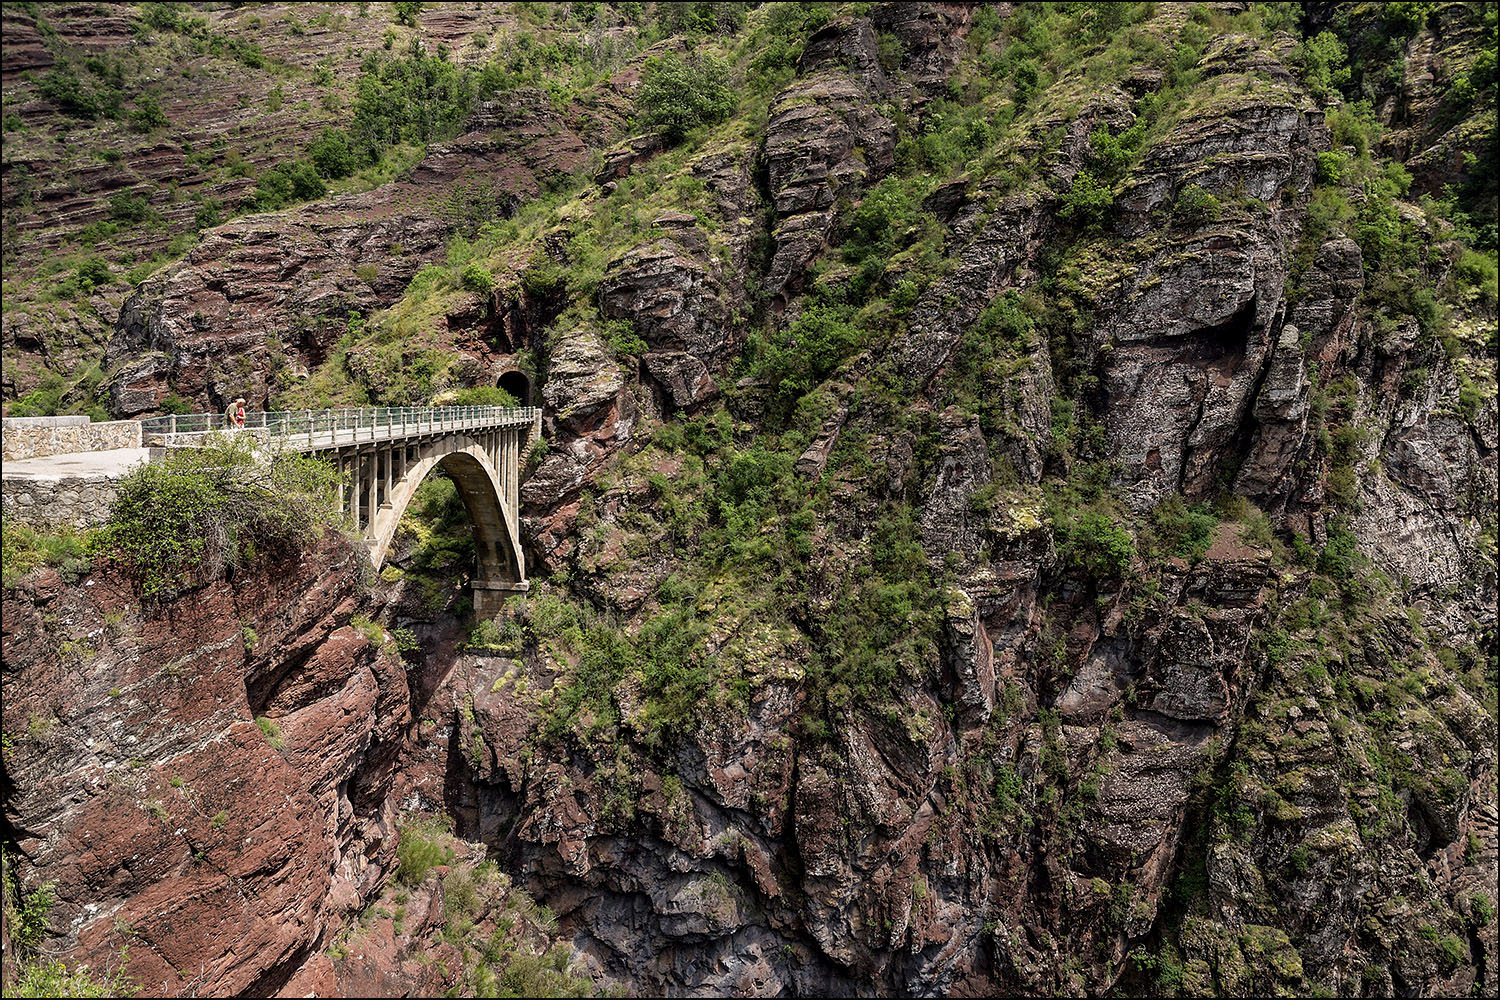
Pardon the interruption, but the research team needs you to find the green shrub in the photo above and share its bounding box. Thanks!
[1059,170,1113,229]
[10,957,135,998]
[449,385,518,407]
[217,36,266,69]
[1295,30,1351,102]
[1315,151,1347,186]
[1469,893,1494,928]
[96,437,340,601]
[603,319,647,357]
[108,193,155,224]
[350,44,474,157]
[254,716,284,751]
[1056,506,1135,579]
[843,176,923,264]
[1012,58,1041,106]
[744,305,863,423]
[1450,248,1498,310]
[8,875,53,952]
[1317,520,1361,581]
[1,521,94,589]
[255,159,327,210]
[127,93,168,132]
[633,52,735,143]
[37,63,121,120]
[192,198,221,231]
[1174,183,1221,226]
[1150,495,1218,561]
[307,126,359,179]
[1086,127,1135,183]
[396,823,455,885]
[159,392,193,414]
[76,255,113,289]
[460,262,494,295]
[350,612,385,647]
[139,2,180,31]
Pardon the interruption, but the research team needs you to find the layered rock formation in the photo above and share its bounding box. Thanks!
[3,3,1496,999]
[2,535,404,995]
[1,2,537,400]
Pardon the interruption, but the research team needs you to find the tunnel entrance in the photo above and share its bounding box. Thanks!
[497,370,531,406]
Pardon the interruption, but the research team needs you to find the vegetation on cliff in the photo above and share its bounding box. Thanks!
[2,2,1497,997]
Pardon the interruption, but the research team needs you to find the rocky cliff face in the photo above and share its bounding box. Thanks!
[2,534,404,995]
[2,2,550,403]
[3,3,1497,998]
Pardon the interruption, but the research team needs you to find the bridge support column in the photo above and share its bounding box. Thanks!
[364,453,376,529]
[507,430,519,512]
[347,453,359,528]
[381,446,392,507]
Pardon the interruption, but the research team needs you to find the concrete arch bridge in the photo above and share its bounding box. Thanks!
[140,406,540,616]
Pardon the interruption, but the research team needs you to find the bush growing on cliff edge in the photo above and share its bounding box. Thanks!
[2,849,136,997]
[632,52,736,143]
[396,818,456,886]
[1,521,94,589]
[96,437,341,601]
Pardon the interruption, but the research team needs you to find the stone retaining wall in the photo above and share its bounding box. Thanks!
[1,476,121,530]
[2,417,143,461]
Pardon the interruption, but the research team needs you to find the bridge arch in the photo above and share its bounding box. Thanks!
[365,434,526,615]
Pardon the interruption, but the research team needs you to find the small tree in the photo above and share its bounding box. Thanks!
[633,52,735,144]
[1059,170,1113,230]
[1295,30,1351,103]
[97,437,340,601]
[255,160,327,210]
[128,93,168,132]
[307,126,360,179]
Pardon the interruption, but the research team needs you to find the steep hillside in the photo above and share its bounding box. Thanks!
[3,2,1497,998]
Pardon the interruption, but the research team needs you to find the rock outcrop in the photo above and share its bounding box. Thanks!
[3,4,1496,999]
[101,89,625,416]
[1,534,405,996]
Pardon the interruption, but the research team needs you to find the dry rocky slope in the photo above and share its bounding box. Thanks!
[3,2,1498,998]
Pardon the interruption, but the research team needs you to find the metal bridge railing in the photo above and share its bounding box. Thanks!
[139,405,539,450]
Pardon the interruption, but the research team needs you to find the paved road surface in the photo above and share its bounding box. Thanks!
[2,448,152,480]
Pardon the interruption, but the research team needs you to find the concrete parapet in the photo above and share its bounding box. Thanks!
[2,417,143,461]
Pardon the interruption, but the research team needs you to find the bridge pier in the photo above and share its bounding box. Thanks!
[473,577,530,617]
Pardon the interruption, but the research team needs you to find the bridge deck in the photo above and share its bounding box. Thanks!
[140,406,538,453]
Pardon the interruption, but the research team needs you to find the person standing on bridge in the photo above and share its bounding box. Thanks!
[225,396,246,429]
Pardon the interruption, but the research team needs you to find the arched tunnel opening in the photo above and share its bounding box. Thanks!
[497,370,531,406]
